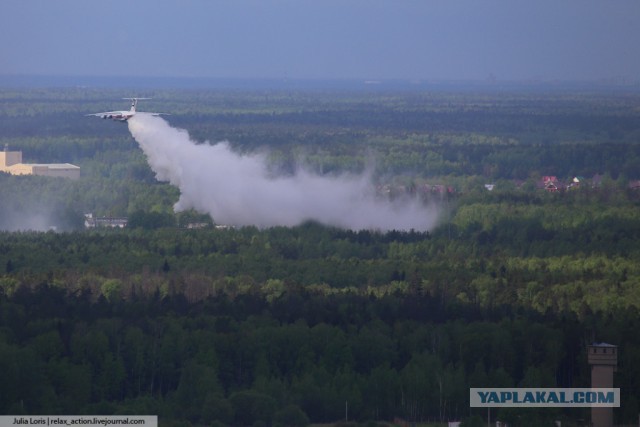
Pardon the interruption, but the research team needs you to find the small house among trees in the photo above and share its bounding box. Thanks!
[542,176,560,192]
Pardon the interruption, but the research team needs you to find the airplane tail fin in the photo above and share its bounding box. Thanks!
[123,97,151,113]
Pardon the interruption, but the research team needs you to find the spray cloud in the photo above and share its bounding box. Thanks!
[128,114,439,231]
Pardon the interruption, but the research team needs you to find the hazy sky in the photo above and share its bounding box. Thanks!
[1,0,639,82]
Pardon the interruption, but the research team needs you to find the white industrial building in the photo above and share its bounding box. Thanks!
[0,146,80,180]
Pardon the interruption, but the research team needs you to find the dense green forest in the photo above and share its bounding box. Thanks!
[1,86,640,426]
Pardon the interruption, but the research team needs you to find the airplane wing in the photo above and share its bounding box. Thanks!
[86,110,131,121]
[85,111,120,117]
[133,112,170,117]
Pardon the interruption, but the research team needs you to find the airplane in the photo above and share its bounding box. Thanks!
[86,98,167,122]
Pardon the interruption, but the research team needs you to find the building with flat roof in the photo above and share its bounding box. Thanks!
[84,213,128,229]
[0,147,80,180]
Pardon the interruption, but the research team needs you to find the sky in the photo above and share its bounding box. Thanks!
[1,0,639,82]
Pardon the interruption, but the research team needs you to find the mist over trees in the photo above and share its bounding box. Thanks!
[1,86,640,426]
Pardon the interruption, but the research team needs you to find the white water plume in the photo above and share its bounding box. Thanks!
[128,114,439,231]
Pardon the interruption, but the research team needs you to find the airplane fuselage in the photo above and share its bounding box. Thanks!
[98,112,134,121]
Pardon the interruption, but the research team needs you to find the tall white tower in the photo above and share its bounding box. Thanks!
[587,343,617,427]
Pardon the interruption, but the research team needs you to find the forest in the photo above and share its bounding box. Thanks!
[1,85,640,426]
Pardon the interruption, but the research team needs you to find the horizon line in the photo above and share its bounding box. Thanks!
[1,73,639,91]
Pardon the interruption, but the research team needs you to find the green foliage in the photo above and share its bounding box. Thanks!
[1,87,640,425]
[1,281,640,423]
[100,279,123,302]
[128,210,176,229]
[460,415,484,427]
[229,390,277,426]
[0,276,20,296]
[273,404,310,427]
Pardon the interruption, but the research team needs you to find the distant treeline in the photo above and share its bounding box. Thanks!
[2,88,640,181]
